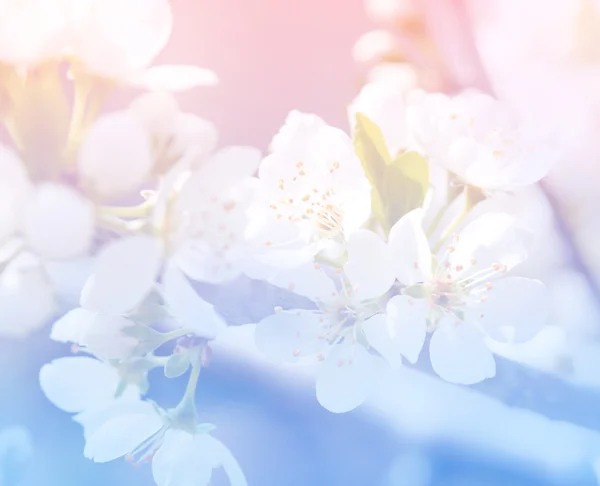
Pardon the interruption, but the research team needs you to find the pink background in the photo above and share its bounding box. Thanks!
[157,0,372,148]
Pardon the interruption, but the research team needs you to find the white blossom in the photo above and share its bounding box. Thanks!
[78,111,154,198]
[249,111,372,268]
[255,230,397,413]
[81,146,261,338]
[408,89,558,191]
[386,209,550,384]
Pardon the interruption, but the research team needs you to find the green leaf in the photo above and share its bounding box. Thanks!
[164,353,191,378]
[353,113,390,224]
[353,114,429,234]
[380,150,429,232]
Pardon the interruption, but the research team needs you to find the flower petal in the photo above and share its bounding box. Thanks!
[23,183,94,260]
[80,235,163,316]
[0,256,56,338]
[450,212,532,277]
[83,400,163,463]
[129,64,219,92]
[344,229,395,300]
[39,357,121,413]
[153,431,214,486]
[466,277,549,343]
[429,316,496,384]
[361,314,402,368]
[386,295,427,364]
[0,146,32,242]
[255,310,327,362]
[161,263,226,338]
[73,0,172,78]
[262,262,337,302]
[209,436,248,486]
[50,307,95,343]
[316,342,379,413]
[78,111,153,198]
[388,209,432,285]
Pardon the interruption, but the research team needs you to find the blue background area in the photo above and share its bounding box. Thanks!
[0,277,598,486]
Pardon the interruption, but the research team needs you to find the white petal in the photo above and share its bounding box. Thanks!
[316,342,379,413]
[450,212,532,276]
[362,314,402,368]
[344,230,395,300]
[50,307,95,343]
[386,295,427,364]
[161,263,226,338]
[80,235,163,316]
[388,209,432,285]
[152,431,213,486]
[84,401,163,463]
[82,314,139,360]
[0,145,32,241]
[429,317,496,384]
[263,262,337,302]
[129,64,219,92]
[39,357,121,413]
[129,91,180,136]
[73,0,172,78]
[466,277,549,343]
[0,257,56,338]
[23,183,94,260]
[78,111,153,198]
[169,113,218,162]
[255,310,327,362]
[209,437,248,486]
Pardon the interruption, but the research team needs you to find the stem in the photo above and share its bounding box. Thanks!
[161,328,190,343]
[96,214,147,235]
[174,347,203,425]
[98,202,154,219]
[432,204,468,253]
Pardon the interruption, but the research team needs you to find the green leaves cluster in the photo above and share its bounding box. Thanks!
[353,114,430,235]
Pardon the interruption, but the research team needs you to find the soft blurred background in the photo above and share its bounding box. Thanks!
[4,0,600,484]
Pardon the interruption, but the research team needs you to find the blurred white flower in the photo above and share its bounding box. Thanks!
[0,0,69,65]
[81,147,261,338]
[408,90,558,191]
[249,111,371,269]
[23,183,94,260]
[70,0,172,79]
[0,252,56,338]
[78,397,247,486]
[255,230,398,413]
[0,146,33,242]
[78,111,154,198]
[50,307,140,360]
[129,92,218,172]
[386,209,549,384]
[364,0,419,23]
[349,80,416,157]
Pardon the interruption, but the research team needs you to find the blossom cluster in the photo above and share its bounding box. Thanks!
[0,0,555,485]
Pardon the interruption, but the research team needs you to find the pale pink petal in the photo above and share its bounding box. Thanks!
[129,64,219,92]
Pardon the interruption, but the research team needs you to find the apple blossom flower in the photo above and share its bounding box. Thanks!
[408,89,558,192]
[385,209,550,384]
[255,230,398,413]
[248,110,372,268]
[79,398,247,486]
[81,146,261,339]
